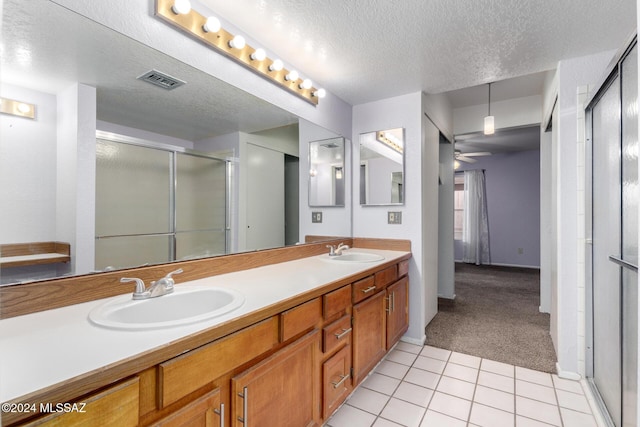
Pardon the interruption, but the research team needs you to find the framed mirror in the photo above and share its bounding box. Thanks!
[308,137,346,207]
[359,128,405,205]
[0,0,350,286]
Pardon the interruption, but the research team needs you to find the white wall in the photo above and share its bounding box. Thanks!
[353,91,440,344]
[454,95,542,135]
[553,50,616,377]
[0,84,58,243]
[56,83,97,276]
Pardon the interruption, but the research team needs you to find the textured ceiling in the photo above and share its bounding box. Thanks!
[1,0,298,142]
[201,0,636,105]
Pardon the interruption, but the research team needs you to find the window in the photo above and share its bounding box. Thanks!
[454,173,464,240]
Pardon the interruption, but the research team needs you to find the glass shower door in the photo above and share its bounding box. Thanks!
[175,153,227,260]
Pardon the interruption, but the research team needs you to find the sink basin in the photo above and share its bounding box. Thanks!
[89,287,245,330]
[328,252,385,262]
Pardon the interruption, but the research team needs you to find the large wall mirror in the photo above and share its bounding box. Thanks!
[308,137,345,207]
[0,0,349,285]
[359,128,405,205]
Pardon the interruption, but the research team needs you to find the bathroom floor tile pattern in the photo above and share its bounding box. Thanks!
[324,343,599,427]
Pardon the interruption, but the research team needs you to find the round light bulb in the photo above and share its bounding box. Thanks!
[250,48,266,61]
[269,59,284,72]
[228,35,246,50]
[17,103,31,114]
[299,79,313,90]
[313,88,326,98]
[285,70,299,82]
[172,0,191,15]
[203,16,221,33]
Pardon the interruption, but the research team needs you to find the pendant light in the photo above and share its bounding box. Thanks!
[484,82,495,135]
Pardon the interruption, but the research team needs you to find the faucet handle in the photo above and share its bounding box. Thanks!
[165,268,183,279]
[121,277,146,294]
[326,245,336,255]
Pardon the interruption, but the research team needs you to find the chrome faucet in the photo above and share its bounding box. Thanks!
[327,242,350,256]
[121,268,183,300]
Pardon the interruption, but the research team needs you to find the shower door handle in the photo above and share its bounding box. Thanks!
[608,256,639,273]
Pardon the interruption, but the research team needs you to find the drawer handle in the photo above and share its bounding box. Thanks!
[334,328,352,340]
[237,387,248,425]
[214,403,225,427]
[361,285,376,294]
[331,373,351,389]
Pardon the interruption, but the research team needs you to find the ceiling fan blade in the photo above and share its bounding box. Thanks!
[457,155,477,163]
[463,152,492,157]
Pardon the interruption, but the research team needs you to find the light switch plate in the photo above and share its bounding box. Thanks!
[312,212,323,223]
[388,211,402,224]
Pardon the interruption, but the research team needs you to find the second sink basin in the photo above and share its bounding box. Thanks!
[89,287,245,330]
[328,252,385,262]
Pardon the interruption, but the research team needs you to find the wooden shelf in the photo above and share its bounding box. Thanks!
[0,242,70,268]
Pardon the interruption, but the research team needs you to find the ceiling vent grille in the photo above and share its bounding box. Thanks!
[137,69,186,90]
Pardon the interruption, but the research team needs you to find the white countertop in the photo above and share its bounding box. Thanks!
[0,248,409,403]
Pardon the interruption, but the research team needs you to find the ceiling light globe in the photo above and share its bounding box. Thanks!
[299,78,313,90]
[172,0,191,15]
[251,48,266,61]
[229,35,246,50]
[203,16,221,33]
[269,59,284,71]
[285,70,299,82]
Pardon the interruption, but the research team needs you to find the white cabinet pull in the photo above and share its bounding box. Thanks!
[334,328,352,340]
[331,373,350,389]
[361,285,376,294]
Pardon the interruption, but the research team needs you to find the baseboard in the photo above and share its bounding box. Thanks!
[454,261,541,269]
[401,334,426,346]
[556,362,582,380]
[490,262,541,269]
[437,294,456,300]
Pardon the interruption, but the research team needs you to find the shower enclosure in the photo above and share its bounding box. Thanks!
[95,134,229,271]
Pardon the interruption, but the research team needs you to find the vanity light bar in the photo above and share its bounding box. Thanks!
[376,131,403,153]
[155,0,323,105]
[0,97,36,119]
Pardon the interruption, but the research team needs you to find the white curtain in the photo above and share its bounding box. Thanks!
[462,169,491,265]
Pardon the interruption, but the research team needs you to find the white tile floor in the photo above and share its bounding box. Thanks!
[325,343,599,427]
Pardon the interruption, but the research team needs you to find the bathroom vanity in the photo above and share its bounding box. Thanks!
[0,238,410,426]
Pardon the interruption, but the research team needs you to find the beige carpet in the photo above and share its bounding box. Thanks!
[425,263,557,373]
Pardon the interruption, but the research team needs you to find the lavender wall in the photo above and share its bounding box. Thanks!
[455,149,541,268]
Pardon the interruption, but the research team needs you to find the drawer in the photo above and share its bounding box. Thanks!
[323,285,351,320]
[323,314,352,354]
[375,265,398,288]
[280,297,322,342]
[398,259,409,277]
[159,317,278,408]
[25,377,139,427]
[322,345,352,419]
[352,275,377,304]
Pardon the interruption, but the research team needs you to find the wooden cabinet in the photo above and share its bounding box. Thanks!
[231,330,320,427]
[24,378,139,427]
[151,389,222,427]
[386,276,409,350]
[352,290,387,385]
[322,345,352,419]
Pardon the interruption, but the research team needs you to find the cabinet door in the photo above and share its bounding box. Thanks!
[352,290,386,385]
[386,277,409,349]
[322,345,352,419]
[231,330,320,427]
[152,388,222,427]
